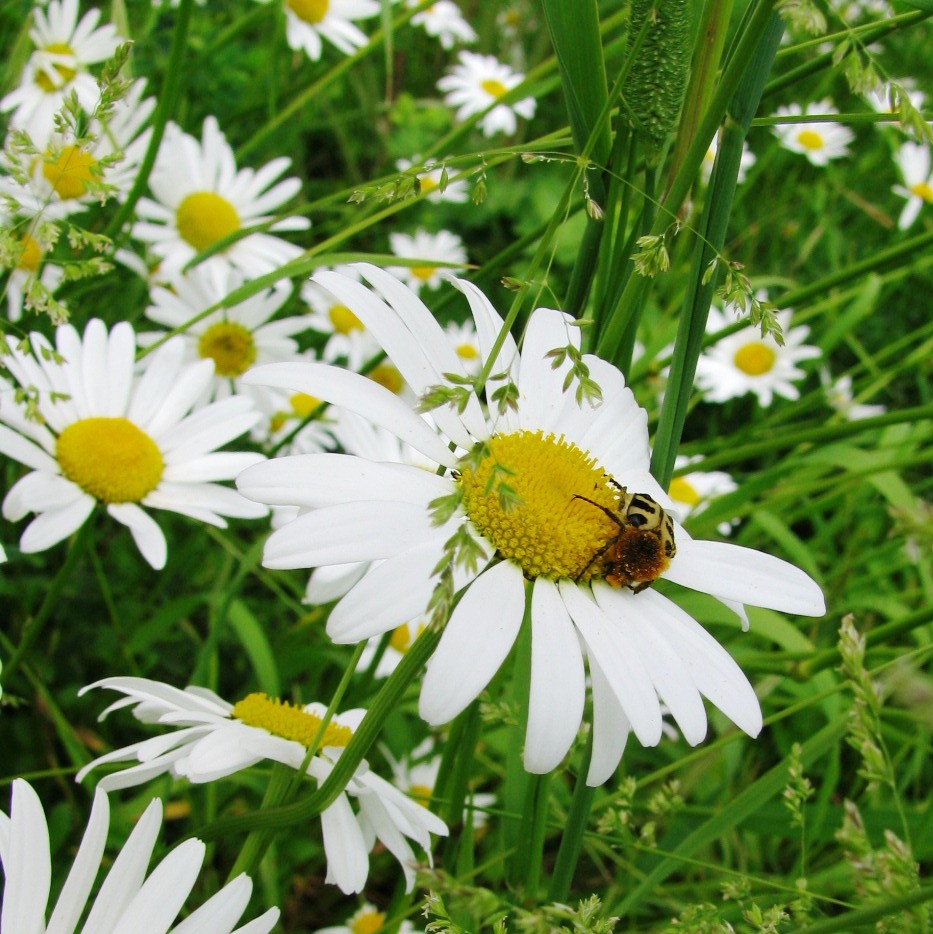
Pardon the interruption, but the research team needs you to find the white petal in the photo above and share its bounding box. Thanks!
[516,308,579,431]
[19,494,95,553]
[419,560,525,725]
[107,503,167,570]
[169,874,251,934]
[320,794,369,894]
[666,538,825,616]
[0,425,59,472]
[586,655,631,786]
[2,780,51,934]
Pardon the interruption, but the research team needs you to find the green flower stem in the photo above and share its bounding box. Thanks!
[547,733,596,902]
[650,13,784,490]
[520,772,552,897]
[198,625,442,842]
[3,520,92,684]
[103,0,193,243]
[438,700,482,867]
[595,0,778,362]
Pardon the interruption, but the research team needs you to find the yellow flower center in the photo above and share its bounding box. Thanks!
[460,431,635,582]
[18,234,43,272]
[231,693,352,747]
[411,265,437,282]
[668,476,701,507]
[197,321,257,377]
[287,0,329,23]
[408,783,434,808]
[909,181,933,203]
[328,304,363,335]
[481,78,508,99]
[35,43,76,92]
[290,392,320,418]
[419,174,438,194]
[350,911,386,934]
[389,622,425,653]
[176,192,241,252]
[369,363,404,394]
[56,417,164,503]
[42,145,97,200]
[456,342,479,361]
[796,129,824,151]
[733,342,776,376]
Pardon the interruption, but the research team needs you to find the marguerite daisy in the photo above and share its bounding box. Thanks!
[772,100,854,166]
[437,52,536,138]
[701,131,756,185]
[0,0,121,145]
[0,318,267,569]
[76,677,448,895]
[408,0,477,49]
[388,228,468,293]
[144,266,308,403]
[237,266,825,785]
[892,142,933,230]
[695,300,821,406]
[0,226,65,323]
[0,779,279,934]
[821,370,886,421]
[395,156,469,204]
[133,116,310,284]
[252,0,381,61]
[316,903,418,934]
[669,454,738,536]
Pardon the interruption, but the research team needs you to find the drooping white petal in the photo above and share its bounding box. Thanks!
[2,780,51,934]
[19,494,95,553]
[320,794,369,895]
[586,654,631,786]
[419,559,525,725]
[169,874,252,934]
[524,577,586,774]
[107,503,167,570]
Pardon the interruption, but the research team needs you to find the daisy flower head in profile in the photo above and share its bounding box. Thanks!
[668,455,738,537]
[863,80,925,117]
[0,223,66,323]
[0,779,280,934]
[772,99,854,166]
[0,0,121,146]
[444,318,483,376]
[0,318,268,570]
[821,370,886,421]
[437,51,537,137]
[316,903,418,934]
[695,298,821,407]
[252,0,381,61]
[701,130,756,185]
[893,142,933,230]
[77,677,449,895]
[395,156,469,204]
[408,0,477,49]
[143,265,308,403]
[388,228,468,293]
[133,116,310,285]
[237,265,825,786]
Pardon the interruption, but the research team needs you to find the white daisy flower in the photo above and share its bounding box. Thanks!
[0,0,121,146]
[892,142,933,230]
[695,301,821,407]
[863,81,925,117]
[237,266,825,785]
[701,131,756,185]
[0,779,280,934]
[395,156,469,204]
[388,228,468,293]
[77,677,449,895]
[408,0,477,49]
[669,454,738,537]
[0,318,268,570]
[821,370,886,421]
[316,903,418,934]
[1,78,155,217]
[444,319,483,375]
[772,100,854,166]
[144,266,308,404]
[1,228,66,323]
[133,116,310,284]
[252,0,381,61]
[437,51,536,138]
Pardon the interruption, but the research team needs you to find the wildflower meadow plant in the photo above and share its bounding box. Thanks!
[1,1,931,931]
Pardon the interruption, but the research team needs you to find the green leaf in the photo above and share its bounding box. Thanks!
[227,599,281,698]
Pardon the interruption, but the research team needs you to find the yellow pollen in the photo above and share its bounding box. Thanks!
[419,174,438,194]
[35,43,76,92]
[456,342,479,360]
[481,78,508,99]
[42,145,97,200]
[459,430,621,581]
[56,417,164,503]
[408,784,434,808]
[231,693,352,748]
[369,363,404,394]
[290,392,320,418]
[350,911,386,934]
[176,191,240,252]
[197,321,256,377]
[796,129,824,151]
[411,265,437,282]
[287,0,329,23]
[733,342,776,376]
[18,234,43,272]
[668,476,701,507]
[909,181,933,203]
[328,304,363,335]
